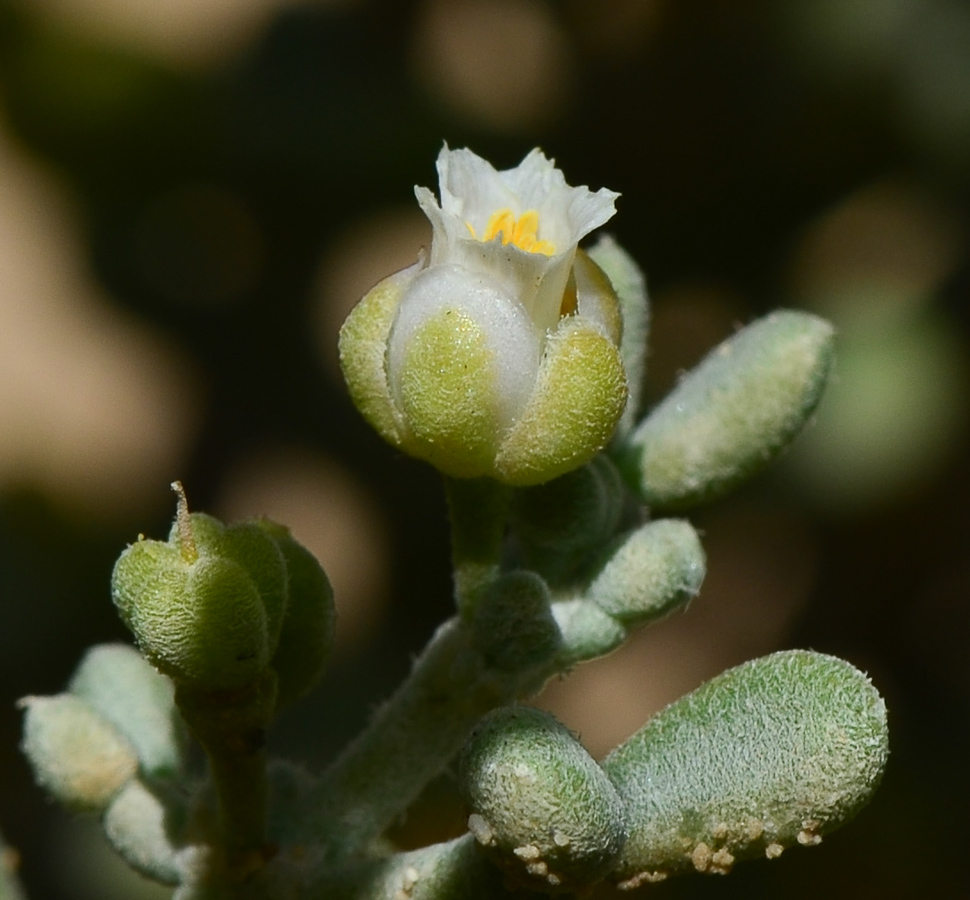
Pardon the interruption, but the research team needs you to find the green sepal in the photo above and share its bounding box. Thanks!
[69,643,186,779]
[176,513,289,656]
[572,249,623,345]
[20,694,137,812]
[338,263,416,448]
[395,305,500,478]
[601,650,889,887]
[460,706,627,893]
[496,319,628,486]
[255,522,337,710]
[619,311,834,511]
[112,539,269,691]
[587,236,650,435]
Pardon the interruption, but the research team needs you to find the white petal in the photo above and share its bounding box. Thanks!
[500,148,565,208]
[436,146,515,228]
[413,145,619,335]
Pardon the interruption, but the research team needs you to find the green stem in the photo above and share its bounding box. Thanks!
[175,674,277,879]
[305,479,518,861]
[443,477,511,617]
[307,619,522,862]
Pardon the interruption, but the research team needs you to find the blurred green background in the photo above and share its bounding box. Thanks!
[1,0,969,897]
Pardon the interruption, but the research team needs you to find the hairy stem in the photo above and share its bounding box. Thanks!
[307,619,524,862]
[175,674,277,879]
[443,477,511,617]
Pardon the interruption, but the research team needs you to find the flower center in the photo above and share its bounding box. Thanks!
[467,208,556,256]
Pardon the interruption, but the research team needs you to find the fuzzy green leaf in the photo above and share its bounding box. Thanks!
[620,311,834,510]
[304,835,513,900]
[587,518,705,628]
[20,694,137,813]
[460,707,627,893]
[549,518,705,669]
[601,650,888,887]
[102,779,187,885]
[69,643,185,779]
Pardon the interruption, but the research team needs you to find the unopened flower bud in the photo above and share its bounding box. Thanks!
[111,486,282,691]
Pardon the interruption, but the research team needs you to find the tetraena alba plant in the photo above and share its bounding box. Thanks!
[19,146,888,900]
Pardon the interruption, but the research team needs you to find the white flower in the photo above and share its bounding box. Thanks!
[414,146,619,334]
[339,146,628,485]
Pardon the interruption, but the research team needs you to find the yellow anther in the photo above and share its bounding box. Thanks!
[484,208,516,244]
[467,208,556,256]
[512,210,540,249]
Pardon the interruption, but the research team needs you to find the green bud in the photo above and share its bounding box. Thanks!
[256,522,337,710]
[110,485,300,691]
[69,643,185,779]
[460,706,627,893]
[20,695,137,812]
[112,529,269,691]
[470,573,561,674]
[587,519,706,628]
[602,651,889,887]
[620,311,834,511]
[176,513,288,655]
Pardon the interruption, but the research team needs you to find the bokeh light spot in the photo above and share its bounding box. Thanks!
[411,0,573,133]
[0,119,201,518]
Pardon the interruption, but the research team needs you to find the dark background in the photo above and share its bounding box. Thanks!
[1,0,969,897]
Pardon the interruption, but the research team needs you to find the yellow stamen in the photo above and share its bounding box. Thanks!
[467,208,556,256]
[484,208,516,244]
[512,210,539,249]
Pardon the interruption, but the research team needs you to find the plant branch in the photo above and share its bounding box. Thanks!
[175,673,277,880]
[443,478,511,617]
[306,618,529,862]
